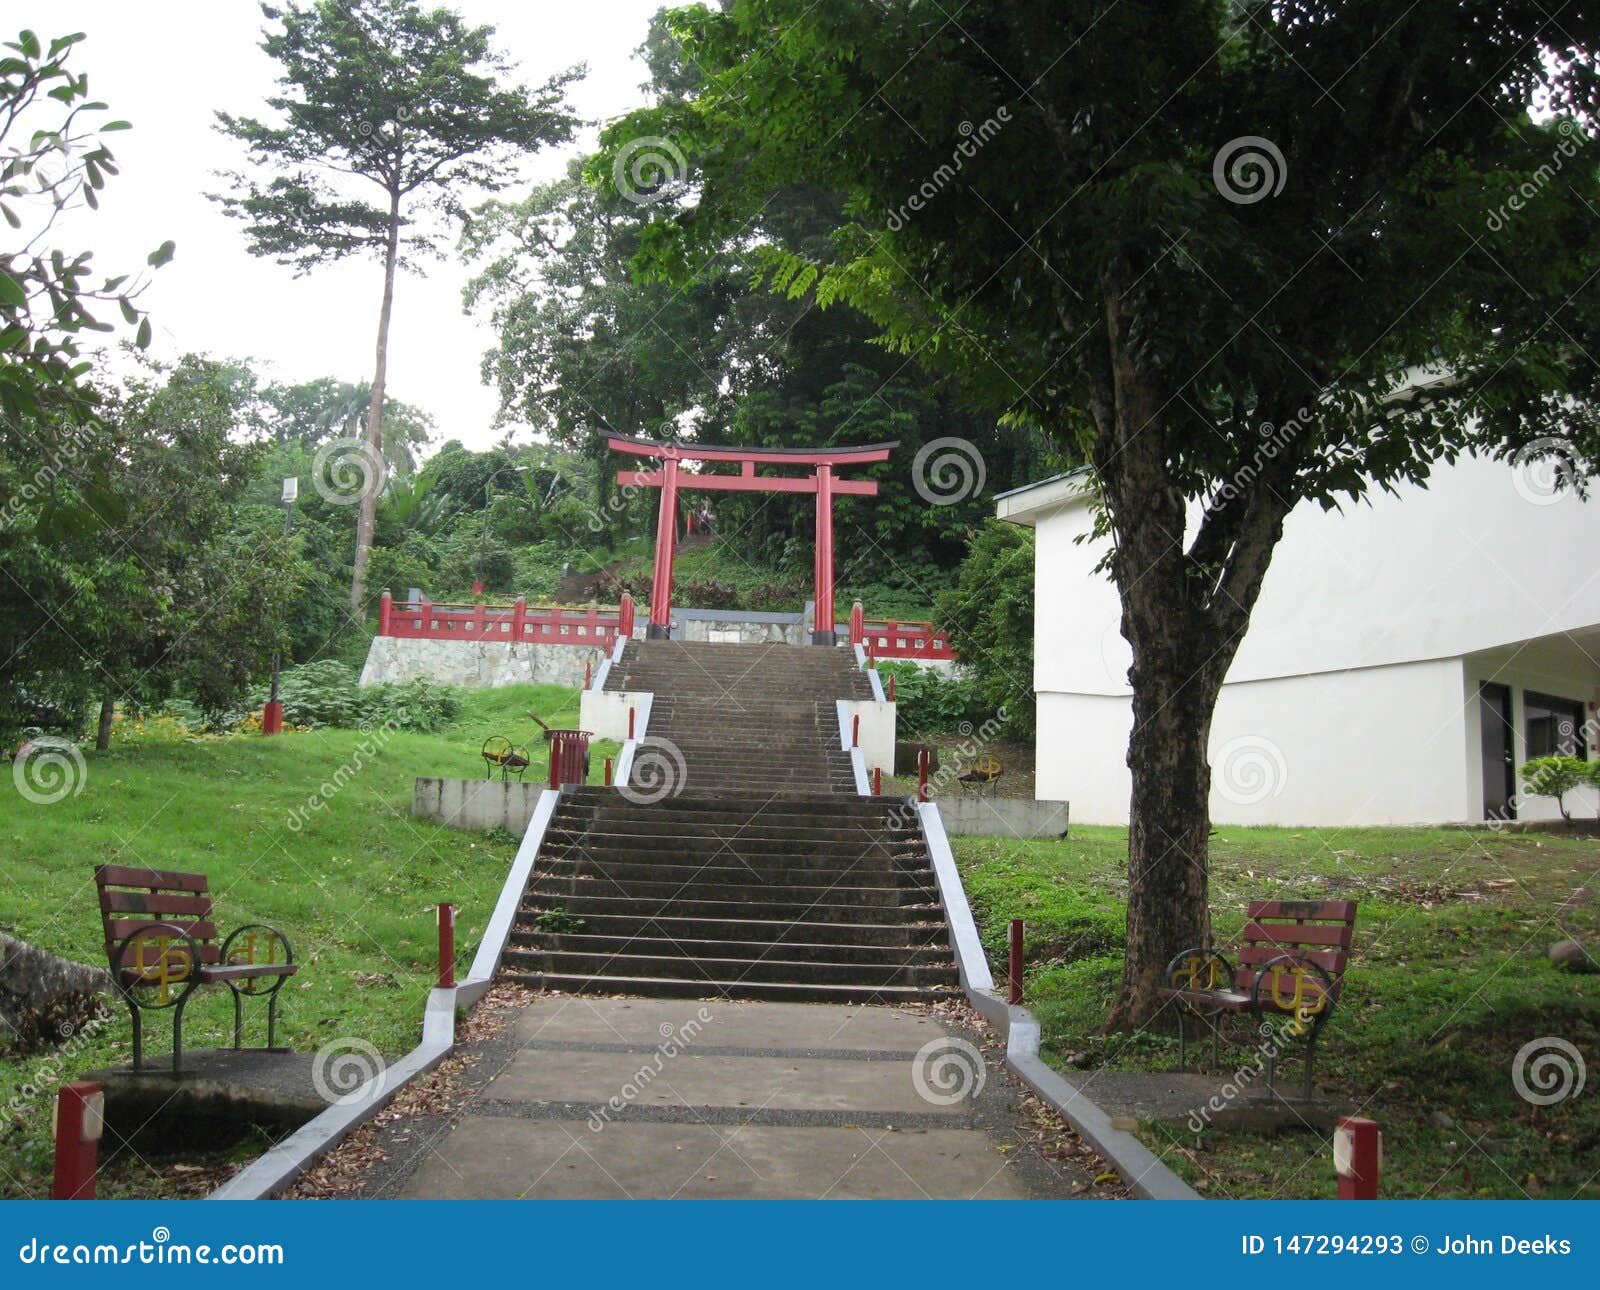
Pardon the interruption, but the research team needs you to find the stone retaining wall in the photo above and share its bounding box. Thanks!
[359,636,605,689]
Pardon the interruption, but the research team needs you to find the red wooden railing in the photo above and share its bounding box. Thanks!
[379,592,634,647]
[847,601,955,660]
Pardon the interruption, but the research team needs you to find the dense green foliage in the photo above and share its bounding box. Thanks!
[937,521,1035,740]
[598,0,1600,1019]
[245,659,460,732]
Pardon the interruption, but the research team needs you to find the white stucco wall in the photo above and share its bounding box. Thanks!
[1012,453,1600,826]
[1039,658,1474,826]
[1026,453,1600,697]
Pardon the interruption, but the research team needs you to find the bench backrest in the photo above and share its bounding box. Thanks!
[95,864,221,966]
[1232,899,1357,998]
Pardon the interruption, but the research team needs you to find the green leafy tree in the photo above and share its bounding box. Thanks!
[261,376,434,475]
[214,0,580,612]
[1,28,174,434]
[599,0,1600,1023]
[1520,756,1595,823]
[936,522,1034,741]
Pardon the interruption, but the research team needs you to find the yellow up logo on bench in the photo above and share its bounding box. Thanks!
[129,933,193,1005]
[1261,963,1329,1030]
[1171,953,1227,991]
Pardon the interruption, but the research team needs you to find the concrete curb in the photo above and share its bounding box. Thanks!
[915,802,1200,1201]
[613,693,654,787]
[207,789,565,1201]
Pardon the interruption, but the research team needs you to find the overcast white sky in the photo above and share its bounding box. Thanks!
[26,0,674,450]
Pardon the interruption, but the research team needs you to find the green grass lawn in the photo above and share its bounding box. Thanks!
[955,825,1600,1199]
[0,682,612,1200]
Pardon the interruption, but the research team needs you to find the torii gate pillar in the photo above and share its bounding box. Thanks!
[646,455,680,640]
[604,432,895,645]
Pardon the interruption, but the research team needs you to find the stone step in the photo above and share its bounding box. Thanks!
[519,892,940,924]
[509,929,951,966]
[533,857,935,891]
[522,910,950,947]
[498,969,955,1005]
[540,826,924,852]
[501,947,956,989]
[540,825,921,845]
[525,874,933,908]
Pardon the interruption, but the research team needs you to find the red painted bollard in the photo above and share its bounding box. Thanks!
[872,766,882,796]
[584,660,592,689]
[51,1082,103,1200]
[887,673,896,702]
[1334,1116,1381,1199]
[261,701,284,735]
[437,903,456,990]
[851,714,860,748]
[1008,919,1024,1005]
[916,748,930,803]
[628,706,636,740]
[604,756,614,786]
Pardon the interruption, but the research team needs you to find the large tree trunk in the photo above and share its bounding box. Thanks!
[95,695,115,752]
[1089,285,1300,1028]
[350,187,401,613]
[1107,627,1221,1027]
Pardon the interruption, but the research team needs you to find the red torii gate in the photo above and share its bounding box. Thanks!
[604,431,895,645]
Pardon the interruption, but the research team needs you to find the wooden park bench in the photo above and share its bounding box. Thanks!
[956,753,1003,796]
[1159,898,1357,1100]
[96,865,298,1073]
[482,735,531,781]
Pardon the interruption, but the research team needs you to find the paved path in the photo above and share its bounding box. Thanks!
[377,995,1108,1200]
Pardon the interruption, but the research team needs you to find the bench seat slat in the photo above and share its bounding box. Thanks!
[1240,920,1352,948]
[199,963,298,982]
[95,864,209,893]
[1247,898,1356,922]
[99,890,214,917]
[104,919,218,943]
[1235,944,1346,973]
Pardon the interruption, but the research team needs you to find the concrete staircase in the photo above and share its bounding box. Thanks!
[499,640,958,1003]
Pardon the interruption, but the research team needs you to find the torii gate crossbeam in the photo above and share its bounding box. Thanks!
[603,431,896,645]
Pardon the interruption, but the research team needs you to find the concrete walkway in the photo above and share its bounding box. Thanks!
[381,996,1108,1199]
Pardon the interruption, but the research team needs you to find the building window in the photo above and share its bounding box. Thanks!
[1524,690,1588,759]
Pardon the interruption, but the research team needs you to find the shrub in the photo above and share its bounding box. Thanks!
[878,661,991,737]
[245,661,461,733]
[1520,755,1597,821]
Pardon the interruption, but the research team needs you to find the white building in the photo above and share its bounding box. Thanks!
[997,453,1600,826]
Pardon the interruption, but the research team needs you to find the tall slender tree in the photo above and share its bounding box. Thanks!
[214,0,580,611]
